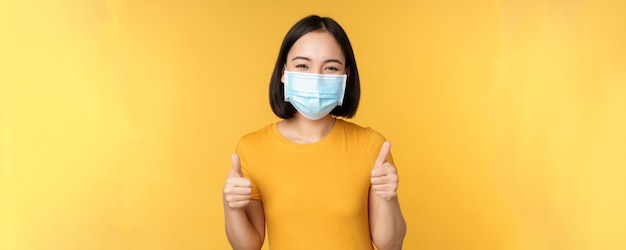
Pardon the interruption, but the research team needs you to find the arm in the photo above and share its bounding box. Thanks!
[223,153,265,250]
[223,200,265,250]
[369,188,406,250]
[369,141,407,250]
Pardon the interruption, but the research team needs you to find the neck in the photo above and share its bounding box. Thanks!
[278,114,336,144]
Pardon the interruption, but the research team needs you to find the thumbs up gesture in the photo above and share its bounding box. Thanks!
[371,141,399,200]
[223,153,252,208]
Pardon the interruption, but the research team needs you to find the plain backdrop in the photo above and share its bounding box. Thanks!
[1,0,625,249]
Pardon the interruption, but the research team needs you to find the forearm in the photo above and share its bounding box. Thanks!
[224,206,263,250]
[370,196,406,250]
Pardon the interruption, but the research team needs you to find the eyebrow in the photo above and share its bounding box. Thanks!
[291,56,344,65]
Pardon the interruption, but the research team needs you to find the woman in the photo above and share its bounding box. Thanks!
[223,15,406,250]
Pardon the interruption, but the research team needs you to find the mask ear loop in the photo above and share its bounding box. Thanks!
[282,64,290,102]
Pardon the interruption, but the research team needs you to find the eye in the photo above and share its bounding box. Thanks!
[324,66,339,72]
[295,64,308,69]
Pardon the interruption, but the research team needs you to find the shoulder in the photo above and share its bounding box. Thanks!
[336,119,386,143]
[336,119,387,157]
[236,123,276,150]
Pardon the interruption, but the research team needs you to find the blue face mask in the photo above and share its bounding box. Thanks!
[284,70,347,120]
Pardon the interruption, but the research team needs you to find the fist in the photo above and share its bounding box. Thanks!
[223,153,252,208]
[371,141,399,200]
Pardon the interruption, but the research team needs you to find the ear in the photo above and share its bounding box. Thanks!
[280,65,286,83]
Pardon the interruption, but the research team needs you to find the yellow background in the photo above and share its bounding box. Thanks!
[1,0,625,249]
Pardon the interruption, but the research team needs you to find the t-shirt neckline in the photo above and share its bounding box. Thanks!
[271,119,342,150]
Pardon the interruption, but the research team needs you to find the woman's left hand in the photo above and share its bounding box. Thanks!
[370,141,399,200]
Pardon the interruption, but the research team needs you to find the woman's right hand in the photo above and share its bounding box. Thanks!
[223,153,252,209]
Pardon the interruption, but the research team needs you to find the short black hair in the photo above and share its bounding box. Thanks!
[269,15,360,119]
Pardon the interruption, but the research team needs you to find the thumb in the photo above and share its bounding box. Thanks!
[374,141,391,168]
[231,153,242,177]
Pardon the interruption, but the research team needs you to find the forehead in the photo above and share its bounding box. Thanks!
[287,31,345,61]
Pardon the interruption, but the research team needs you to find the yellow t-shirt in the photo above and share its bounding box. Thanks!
[235,119,393,250]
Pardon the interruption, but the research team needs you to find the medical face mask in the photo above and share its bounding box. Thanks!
[284,70,347,120]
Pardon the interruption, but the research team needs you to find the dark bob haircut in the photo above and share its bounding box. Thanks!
[269,15,360,119]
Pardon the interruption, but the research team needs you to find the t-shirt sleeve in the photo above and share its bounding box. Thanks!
[367,128,395,166]
[235,137,262,201]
